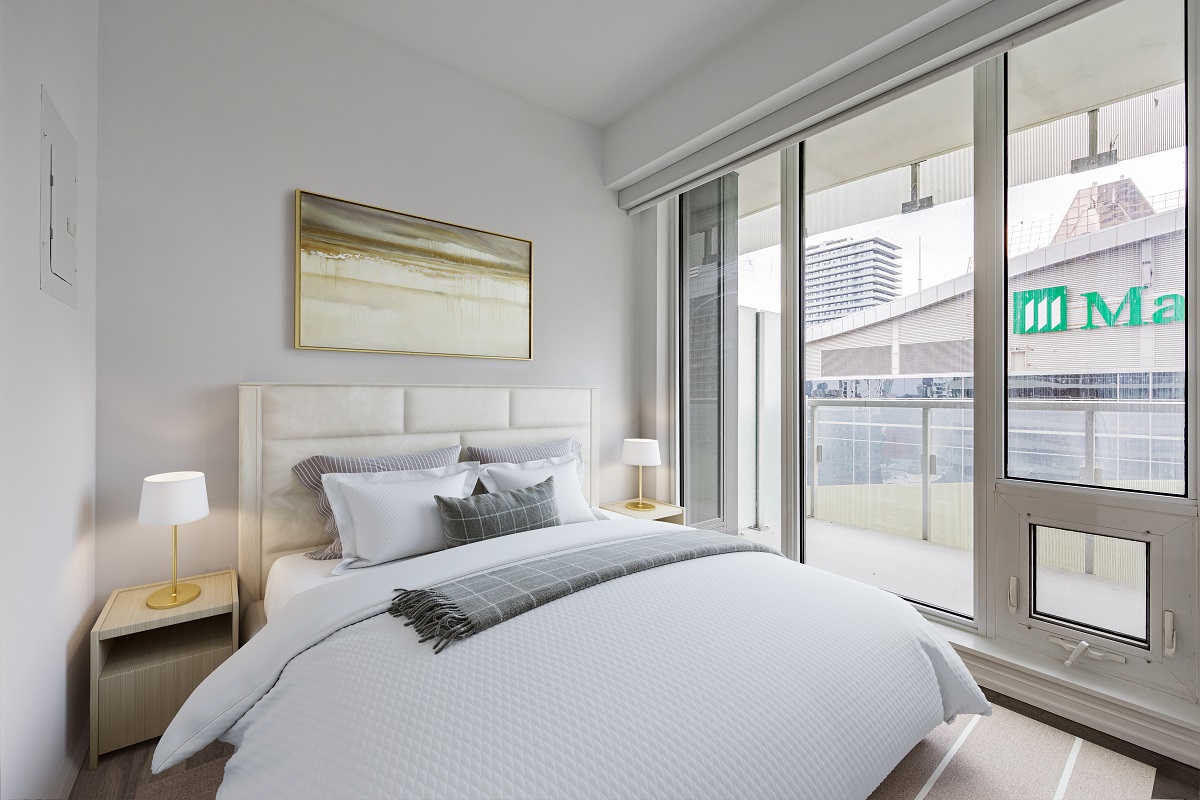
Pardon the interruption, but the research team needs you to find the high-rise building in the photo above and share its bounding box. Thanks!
[804,236,902,325]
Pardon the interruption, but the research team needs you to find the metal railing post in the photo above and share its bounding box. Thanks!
[922,406,932,542]
[807,403,818,518]
[1083,406,1096,484]
[1084,406,1096,574]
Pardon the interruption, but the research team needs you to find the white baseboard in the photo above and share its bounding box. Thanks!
[935,623,1200,769]
[53,731,89,800]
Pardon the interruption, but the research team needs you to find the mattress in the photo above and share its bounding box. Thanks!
[263,553,345,620]
[159,519,989,799]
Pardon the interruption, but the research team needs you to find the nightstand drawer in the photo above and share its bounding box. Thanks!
[97,614,233,752]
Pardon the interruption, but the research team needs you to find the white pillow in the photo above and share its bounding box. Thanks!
[477,453,592,524]
[323,462,480,573]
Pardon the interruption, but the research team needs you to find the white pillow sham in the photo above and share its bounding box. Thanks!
[477,453,592,524]
[323,462,480,573]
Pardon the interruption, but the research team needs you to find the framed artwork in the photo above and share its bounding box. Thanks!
[295,190,532,359]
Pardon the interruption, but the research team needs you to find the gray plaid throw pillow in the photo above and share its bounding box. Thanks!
[436,476,562,548]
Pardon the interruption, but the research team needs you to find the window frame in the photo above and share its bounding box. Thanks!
[978,0,1196,685]
[672,0,1198,695]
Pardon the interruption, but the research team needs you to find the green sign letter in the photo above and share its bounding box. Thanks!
[1013,286,1069,334]
[1152,293,1186,324]
[1081,287,1144,329]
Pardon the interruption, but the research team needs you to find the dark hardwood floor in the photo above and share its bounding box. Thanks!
[69,739,231,800]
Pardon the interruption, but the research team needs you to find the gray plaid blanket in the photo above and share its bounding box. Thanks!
[389,529,778,652]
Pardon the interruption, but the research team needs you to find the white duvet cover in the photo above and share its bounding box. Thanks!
[156,519,989,800]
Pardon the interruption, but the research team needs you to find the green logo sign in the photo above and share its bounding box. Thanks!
[1013,285,1186,335]
[1013,286,1068,334]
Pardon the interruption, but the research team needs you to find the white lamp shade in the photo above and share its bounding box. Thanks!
[138,471,209,526]
[621,438,661,467]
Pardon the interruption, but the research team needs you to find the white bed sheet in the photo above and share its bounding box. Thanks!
[263,554,346,620]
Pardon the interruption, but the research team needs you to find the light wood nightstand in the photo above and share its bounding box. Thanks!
[600,499,685,525]
[89,569,238,768]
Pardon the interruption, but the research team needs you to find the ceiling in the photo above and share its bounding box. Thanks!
[294,0,796,128]
[802,0,1182,193]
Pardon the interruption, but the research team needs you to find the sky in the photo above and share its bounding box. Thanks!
[830,147,1187,296]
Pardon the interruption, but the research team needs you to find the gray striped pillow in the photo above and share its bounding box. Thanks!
[467,438,580,465]
[435,476,562,548]
[293,445,461,560]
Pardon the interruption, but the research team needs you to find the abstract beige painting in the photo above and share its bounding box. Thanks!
[295,191,532,359]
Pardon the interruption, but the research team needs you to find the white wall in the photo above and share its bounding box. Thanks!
[0,2,99,798]
[95,0,639,602]
[634,205,677,504]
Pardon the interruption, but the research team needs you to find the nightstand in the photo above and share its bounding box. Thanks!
[89,569,238,768]
[600,499,685,525]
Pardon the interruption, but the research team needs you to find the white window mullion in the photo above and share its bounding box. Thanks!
[780,144,803,562]
[1188,0,1199,503]
[973,56,1007,638]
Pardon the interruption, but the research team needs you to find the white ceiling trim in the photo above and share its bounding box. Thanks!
[615,0,1104,214]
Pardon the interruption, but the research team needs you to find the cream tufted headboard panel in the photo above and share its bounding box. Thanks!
[238,383,600,604]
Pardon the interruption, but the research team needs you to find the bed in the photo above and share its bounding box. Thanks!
[154,383,989,800]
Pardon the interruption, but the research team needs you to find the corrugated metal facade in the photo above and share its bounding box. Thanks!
[806,222,1185,378]
[898,294,973,345]
[1010,84,1186,186]
[739,205,781,255]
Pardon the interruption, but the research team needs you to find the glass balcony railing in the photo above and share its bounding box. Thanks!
[806,398,973,548]
[807,397,1184,533]
[798,396,1183,615]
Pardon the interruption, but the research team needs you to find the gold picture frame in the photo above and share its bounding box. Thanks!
[294,190,532,360]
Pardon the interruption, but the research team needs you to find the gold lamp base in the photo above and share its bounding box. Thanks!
[625,500,657,511]
[146,582,201,610]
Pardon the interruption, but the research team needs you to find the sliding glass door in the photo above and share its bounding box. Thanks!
[801,69,976,617]
[679,154,782,537]
[680,174,739,531]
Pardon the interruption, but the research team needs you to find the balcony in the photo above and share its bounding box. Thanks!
[741,397,1182,623]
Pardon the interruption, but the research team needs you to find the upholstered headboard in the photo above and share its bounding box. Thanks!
[238,383,600,605]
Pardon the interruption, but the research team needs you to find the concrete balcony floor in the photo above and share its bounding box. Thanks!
[741,518,1146,637]
[742,518,973,616]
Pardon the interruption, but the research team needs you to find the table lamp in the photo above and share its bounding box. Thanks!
[622,438,661,510]
[138,471,209,609]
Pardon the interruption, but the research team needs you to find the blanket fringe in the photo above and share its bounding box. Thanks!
[390,589,477,654]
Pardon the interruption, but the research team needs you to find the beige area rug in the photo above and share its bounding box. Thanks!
[871,704,1156,800]
[80,705,1157,800]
